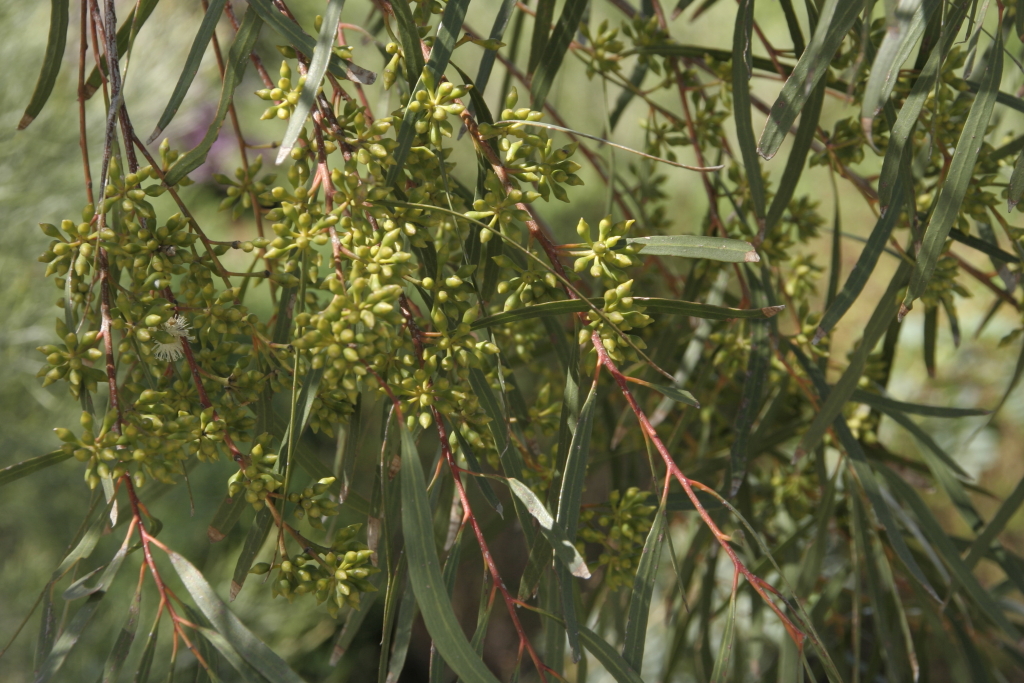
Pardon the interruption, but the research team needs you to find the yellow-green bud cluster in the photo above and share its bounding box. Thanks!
[578,488,656,590]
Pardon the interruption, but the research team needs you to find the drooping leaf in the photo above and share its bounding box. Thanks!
[384,0,472,187]
[100,584,142,683]
[729,317,769,496]
[622,507,666,671]
[757,0,862,159]
[507,478,590,579]
[165,7,263,186]
[902,30,1003,317]
[528,0,555,75]
[628,235,759,262]
[275,0,346,163]
[965,475,1024,569]
[632,379,700,408]
[851,389,989,418]
[207,494,247,543]
[132,621,159,683]
[245,0,374,84]
[731,0,765,223]
[1009,148,1024,212]
[230,507,273,600]
[33,593,105,683]
[469,0,516,121]
[168,550,307,683]
[147,0,228,142]
[82,0,161,98]
[578,626,645,683]
[531,0,589,109]
[860,0,937,134]
[18,0,69,130]
[0,450,71,488]
[399,424,501,683]
[388,0,425,88]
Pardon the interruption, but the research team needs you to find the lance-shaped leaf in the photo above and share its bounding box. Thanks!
[100,584,141,683]
[1009,149,1024,212]
[0,450,71,488]
[18,0,69,130]
[555,379,596,660]
[627,235,759,262]
[757,0,861,159]
[622,508,666,671]
[230,507,273,600]
[245,0,374,84]
[630,378,700,408]
[275,0,346,164]
[579,626,645,683]
[965,475,1024,569]
[732,0,765,222]
[165,8,262,186]
[851,389,989,418]
[399,425,501,683]
[384,0,471,187]
[861,0,937,137]
[33,593,105,683]
[168,550,306,683]
[507,478,590,578]
[730,317,769,496]
[902,30,1003,317]
[208,494,247,543]
[133,621,159,683]
[879,467,1020,637]
[531,0,588,109]
[82,0,161,98]
[148,0,227,142]
[388,0,425,88]
[468,0,516,121]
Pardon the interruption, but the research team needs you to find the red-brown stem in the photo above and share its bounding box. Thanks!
[223,1,274,87]
[77,0,94,206]
[122,473,211,671]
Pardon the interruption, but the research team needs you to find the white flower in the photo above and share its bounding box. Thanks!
[153,315,194,363]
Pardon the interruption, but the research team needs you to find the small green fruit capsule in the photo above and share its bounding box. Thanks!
[250,562,271,575]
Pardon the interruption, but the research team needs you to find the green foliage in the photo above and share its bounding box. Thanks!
[6,1,1024,682]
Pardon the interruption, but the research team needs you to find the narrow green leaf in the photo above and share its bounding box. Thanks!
[0,450,71,488]
[556,378,596,660]
[470,0,516,117]
[791,342,941,602]
[468,368,533,544]
[165,8,263,186]
[710,584,738,683]
[133,621,159,683]
[469,299,588,330]
[902,30,1003,316]
[245,0,374,84]
[192,625,264,682]
[965,475,1024,569]
[207,494,247,543]
[33,593,105,683]
[578,626,645,683]
[878,0,970,209]
[757,0,861,159]
[18,0,69,130]
[384,0,472,187]
[949,227,1021,263]
[507,478,590,579]
[814,177,906,342]
[797,465,840,596]
[389,0,425,89]
[1009,148,1024,212]
[880,467,1020,636]
[851,388,989,418]
[147,0,227,142]
[168,550,306,683]
[860,0,936,133]
[399,425,501,683]
[729,318,769,496]
[62,530,131,600]
[622,507,665,671]
[83,0,161,98]
[637,297,784,320]
[732,0,765,222]
[275,0,346,164]
[764,79,825,238]
[34,586,57,673]
[528,0,555,75]
[230,508,273,601]
[801,259,913,455]
[628,235,759,262]
[530,0,588,109]
[779,0,806,55]
[385,578,419,683]
[280,365,325,462]
[627,378,699,408]
[101,584,142,683]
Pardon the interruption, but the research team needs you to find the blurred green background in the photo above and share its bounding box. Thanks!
[2,1,1023,681]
